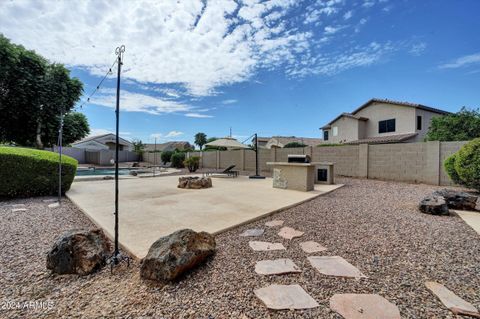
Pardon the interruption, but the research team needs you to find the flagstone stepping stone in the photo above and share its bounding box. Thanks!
[48,202,60,208]
[254,284,319,310]
[265,220,284,227]
[425,281,480,318]
[240,228,264,237]
[249,241,286,251]
[300,241,327,253]
[43,199,58,203]
[255,258,301,275]
[12,208,27,213]
[308,256,366,278]
[330,294,401,319]
[278,227,304,240]
[12,204,26,208]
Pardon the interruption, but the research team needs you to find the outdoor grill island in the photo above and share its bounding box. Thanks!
[267,155,334,192]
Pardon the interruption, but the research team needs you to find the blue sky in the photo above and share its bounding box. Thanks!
[1,0,479,145]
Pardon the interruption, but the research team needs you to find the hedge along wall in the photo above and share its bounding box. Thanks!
[186,141,467,186]
[0,147,78,198]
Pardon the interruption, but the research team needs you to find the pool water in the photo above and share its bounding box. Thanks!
[76,168,133,176]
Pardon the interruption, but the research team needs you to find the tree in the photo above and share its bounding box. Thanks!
[194,132,207,150]
[445,138,480,191]
[161,150,174,165]
[284,142,307,148]
[61,112,90,145]
[426,107,480,141]
[132,139,146,158]
[0,35,83,148]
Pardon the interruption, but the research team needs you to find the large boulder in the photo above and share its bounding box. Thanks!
[46,229,111,275]
[140,229,216,282]
[433,189,478,211]
[178,176,212,189]
[419,195,450,215]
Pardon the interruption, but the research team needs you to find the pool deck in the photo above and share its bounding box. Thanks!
[67,175,342,259]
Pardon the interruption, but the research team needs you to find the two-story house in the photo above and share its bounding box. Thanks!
[320,99,450,144]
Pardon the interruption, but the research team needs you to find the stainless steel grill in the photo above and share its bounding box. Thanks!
[287,154,311,163]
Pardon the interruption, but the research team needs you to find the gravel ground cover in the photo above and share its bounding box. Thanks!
[1,178,479,318]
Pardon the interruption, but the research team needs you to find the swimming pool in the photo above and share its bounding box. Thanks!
[76,168,133,176]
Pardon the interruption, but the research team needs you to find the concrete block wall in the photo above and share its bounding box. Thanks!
[368,143,427,183]
[187,141,467,186]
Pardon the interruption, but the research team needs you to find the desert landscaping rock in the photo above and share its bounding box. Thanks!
[329,294,401,319]
[2,178,480,318]
[42,198,58,203]
[140,229,216,282]
[419,195,450,215]
[433,189,479,211]
[240,228,264,237]
[177,176,212,189]
[425,281,480,318]
[249,241,286,251]
[308,256,366,278]
[265,220,284,227]
[300,241,328,253]
[46,228,110,275]
[11,204,26,208]
[254,284,319,310]
[277,226,304,240]
[11,208,27,212]
[254,258,301,275]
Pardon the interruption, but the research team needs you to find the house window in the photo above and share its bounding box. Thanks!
[417,115,422,130]
[323,130,329,141]
[333,126,338,136]
[378,119,396,133]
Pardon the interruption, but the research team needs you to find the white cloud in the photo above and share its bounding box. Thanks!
[343,10,353,20]
[438,53,480,69]
[165,131,184,138]
[363,1,375,8]
[409,42,427,56]
[90,89,193,115]
[185,113,214,118]
[222,99,238,104]
[0,0,310,97]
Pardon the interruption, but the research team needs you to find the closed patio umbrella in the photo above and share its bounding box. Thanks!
[205,137,250,150]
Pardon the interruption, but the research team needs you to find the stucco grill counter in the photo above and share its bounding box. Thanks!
[266,161,335,192]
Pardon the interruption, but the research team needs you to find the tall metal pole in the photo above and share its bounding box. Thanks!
[249,133,265,179]
[113,45,125,263]
[58,108,64,204]
[153,137,157,176]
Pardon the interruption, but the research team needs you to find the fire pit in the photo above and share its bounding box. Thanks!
[178,177,212,189]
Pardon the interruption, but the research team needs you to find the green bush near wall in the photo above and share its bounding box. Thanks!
[0,147,78,198]
[452,138,480,191]
[171,152,185,168]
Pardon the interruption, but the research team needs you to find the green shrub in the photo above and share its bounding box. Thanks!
[317,143,345,147]
[0,147,78,198]
[284,142,307,148]
[161,150,174,165]
[171,152,185,168]
[444,154,462,185]
[453,138,480,191]
[184,156,200,172]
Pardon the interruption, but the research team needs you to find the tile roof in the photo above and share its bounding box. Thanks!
[351,98,450,116]
[345,133,418,145]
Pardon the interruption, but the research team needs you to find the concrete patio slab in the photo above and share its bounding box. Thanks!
[330,294,401,319]
[453,210,480,235]
[67,175,342,258]
[254,258,301,275]
[254,284,319,310]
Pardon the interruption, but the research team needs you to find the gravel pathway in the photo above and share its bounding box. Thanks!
[1,178,479,318]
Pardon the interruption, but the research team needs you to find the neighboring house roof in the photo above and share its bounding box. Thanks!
[352,98,450,116]
[321,98,449,130]
[144,141,192,152]
[345,133,418,145]
[266,136,324,148]
[72,133,132,147]
[321,112,368,129]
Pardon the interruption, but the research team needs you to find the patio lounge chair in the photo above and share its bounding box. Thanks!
[204,165,239,178]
